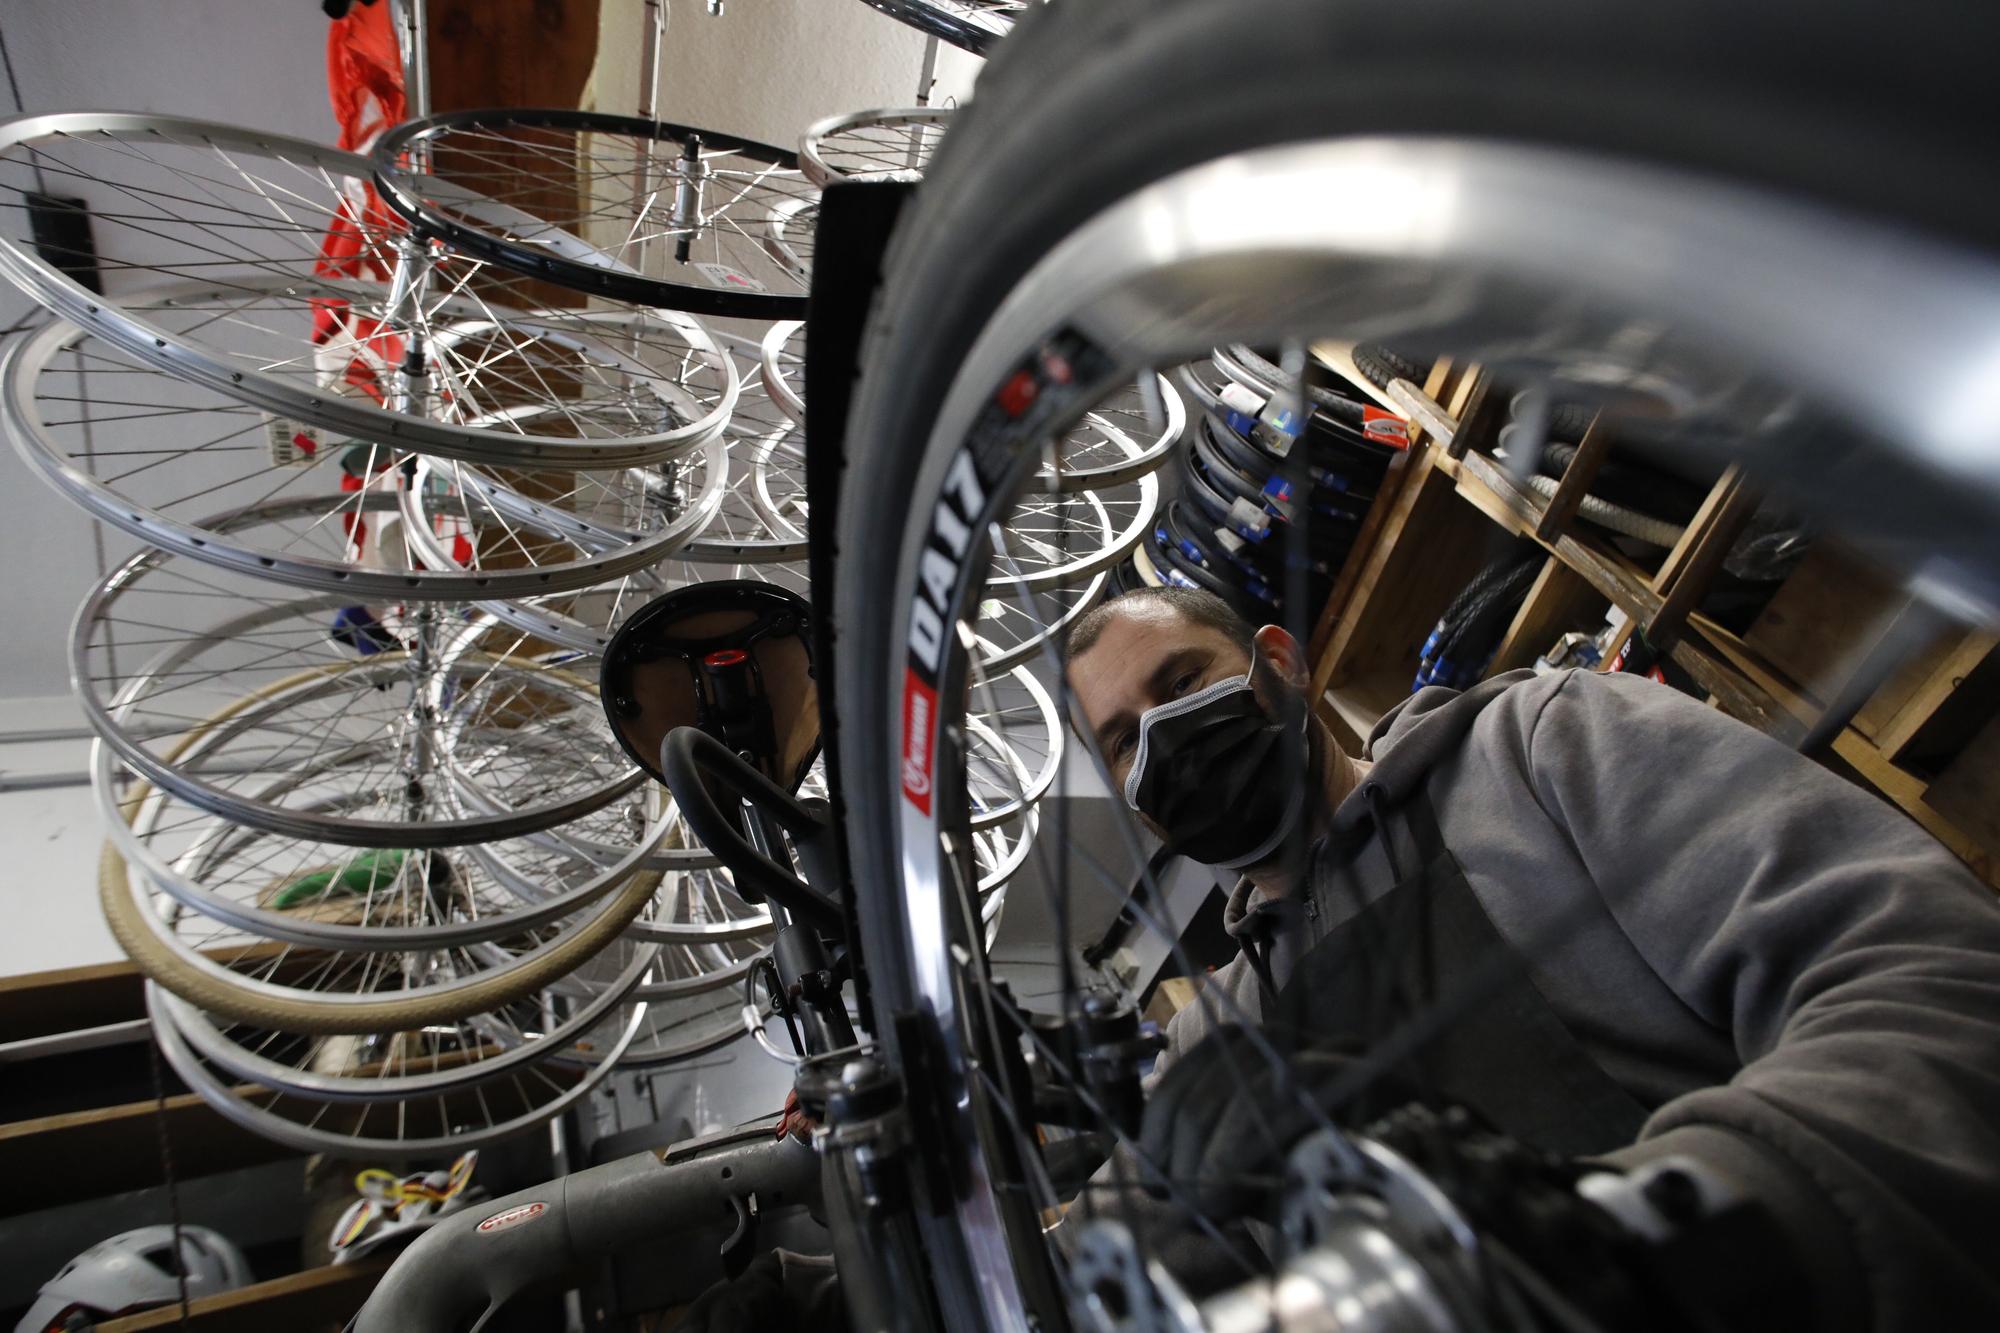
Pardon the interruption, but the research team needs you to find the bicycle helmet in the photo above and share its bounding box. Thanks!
[16,1226,251,1332]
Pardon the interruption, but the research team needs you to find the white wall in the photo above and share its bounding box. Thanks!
[588,0,982,143]
[0,0,338,975]
[0,1,336,699]
[0,0,987,977]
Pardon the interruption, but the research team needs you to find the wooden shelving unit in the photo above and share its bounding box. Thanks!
[1306,357,2000,888]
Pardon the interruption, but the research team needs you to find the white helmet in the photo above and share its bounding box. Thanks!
[14,1226,252,1332]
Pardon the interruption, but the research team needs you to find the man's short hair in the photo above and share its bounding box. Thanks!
[1062,586,1256,667]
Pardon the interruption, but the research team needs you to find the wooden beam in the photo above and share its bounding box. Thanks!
[1596,615,1637,672]
[1643,475,1761,650]
[1668,630,1795,739]
[96,1261,387,1333]
[1310,448,1497,693]
[1454,450,1669,623]
[1442,370,1501,461]
[1,1089,293,1214]
[1533,414,1612,543]
[1872,630,2000,758]
[1837,731,1996,889]
[1650,465,1747,596]
[1307,445,1432,693]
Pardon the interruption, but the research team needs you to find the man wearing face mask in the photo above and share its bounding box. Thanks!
[1063,586,2000,1332]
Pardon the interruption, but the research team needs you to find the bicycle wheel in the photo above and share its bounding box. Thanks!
[469,555,809,661]
[148,953,648,1159]
[853,0,1038,55]
[3,320,728,602]
[830,0,2000,1327]
[759,320,807,426]
[99,732,661,950]
[681,343,811,562]
[101,823,663,1036]
[0,115,738,467]
[157,938,655,1103]
[763,331,1181,495]
[82,596,639,846]
[801,107,954,187]
[373,109,817,318]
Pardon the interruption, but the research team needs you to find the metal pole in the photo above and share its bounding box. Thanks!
[915,34,940,106]
[396,0,431,120]
[628,0,669,286]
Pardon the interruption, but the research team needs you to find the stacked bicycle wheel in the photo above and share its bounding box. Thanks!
[0,101,1140,1156]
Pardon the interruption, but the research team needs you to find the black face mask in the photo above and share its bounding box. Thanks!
[1122,658,1306,869]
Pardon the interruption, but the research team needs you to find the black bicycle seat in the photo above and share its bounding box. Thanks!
[599,581,820,792]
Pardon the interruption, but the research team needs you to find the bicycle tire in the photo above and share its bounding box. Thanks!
[831,0,2000,1325]
[1159,499,1294,602]
[373,108,814,319]
[801,107,954,187]
[1200,406,1376,522]
[0,114,737,469]
[1350,341,1429,389]
[1148,521,1271,619]
[1217,344,1369,425]
[102,835,663,1036]
[1521,472,1686,546]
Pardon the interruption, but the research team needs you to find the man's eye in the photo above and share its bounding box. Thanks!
[1113,732,1136,759]
[1169,672,1198,697]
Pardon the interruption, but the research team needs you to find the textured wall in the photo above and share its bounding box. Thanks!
[589,0,982,143]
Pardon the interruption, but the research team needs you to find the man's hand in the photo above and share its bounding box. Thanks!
[677,1248,851,1333]
[1138,1024,1395,1217]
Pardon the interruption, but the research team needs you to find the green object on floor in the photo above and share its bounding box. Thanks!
[271,848,409,910]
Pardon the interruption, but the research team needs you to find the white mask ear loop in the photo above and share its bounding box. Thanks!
[1245,639,1310,740]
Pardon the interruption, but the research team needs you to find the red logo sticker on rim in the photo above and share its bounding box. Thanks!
[476,1201,547,1234]
[901,667,937,815]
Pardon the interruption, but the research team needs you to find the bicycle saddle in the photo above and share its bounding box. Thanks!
[599,581,820,791]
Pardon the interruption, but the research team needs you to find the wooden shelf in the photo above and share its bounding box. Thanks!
[95,1260,388,1333]
[1321,669,1412,753]
[1309,363,2000,889]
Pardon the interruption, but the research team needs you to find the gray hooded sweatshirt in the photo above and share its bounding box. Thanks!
[1157,667,2000,1331]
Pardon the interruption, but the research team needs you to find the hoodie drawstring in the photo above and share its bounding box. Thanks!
[1235,896,1303,1014]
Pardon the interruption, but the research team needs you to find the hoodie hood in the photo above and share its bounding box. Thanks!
[1220,670,1535,941]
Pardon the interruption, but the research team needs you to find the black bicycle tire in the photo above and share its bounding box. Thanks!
[373,108,812,319]
[1161,498,1269,591]
[1149,514,1275,619]
[1218,344,1370,424]
[1175,440,1236,529]
[1166,497,1339,607]
[1350,341,1429,389]
[1175,443,1351,595]
[1543,439,1713,524]
[830,0,2000,1323]
[1202,413,1377,523]
[1191,416,1270,507]
[1200,412,1282,486]
[1186,357,1391,472]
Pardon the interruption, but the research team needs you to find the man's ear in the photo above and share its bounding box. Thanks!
[1247,625,1309,730]
[1250,624,1308,689]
